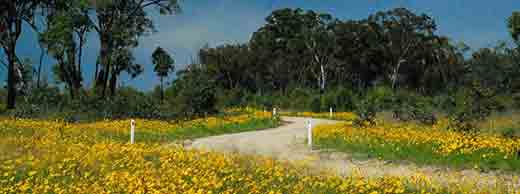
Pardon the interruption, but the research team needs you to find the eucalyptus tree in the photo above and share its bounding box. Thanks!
[251,8,308,91]
[367,7,437,90]
[251,8,338,92]
[412,37,465,93]
[40,0,92,97]
[108,48,143,95]
[152,46,175,102]
[332,19,385,89]
[300,11,337,93]
[509,11,520,45]
[199,44,254,90]
[89,0,181,97]
[508,12,520,93]
[0,0,46,109]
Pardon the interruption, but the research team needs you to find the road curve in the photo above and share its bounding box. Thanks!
[188,116,520,191]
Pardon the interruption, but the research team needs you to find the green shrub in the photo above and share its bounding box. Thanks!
[353,90,381,127]
[448,83,500,133]
[392,91,437,125]
[335,87,355,111]
[287,87,312,109]
[500,127,520,139]
[171,69,218,118]
[310,97,322,113]
[366,86,394,110]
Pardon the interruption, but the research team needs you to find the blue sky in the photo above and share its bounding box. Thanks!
[1,0,519,90]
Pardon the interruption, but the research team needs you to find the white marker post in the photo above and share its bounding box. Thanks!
[273,107,277,117]
[130,119,136,144]
[307,119,313,148]
[329,107,333,118]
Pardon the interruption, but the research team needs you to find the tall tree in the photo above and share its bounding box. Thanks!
[333,19,388,89]
[301,13,336,92]
[368,7,437,90]
[40,0,91,97]
[89,0,181,97]
[509,11,520,45]
[0,0,45,109]
[152,46,175,102]
[251,8,337,92]
[507,12,520,92]
[109,48,143,93]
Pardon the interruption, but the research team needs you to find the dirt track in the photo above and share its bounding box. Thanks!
[189,117,520,191]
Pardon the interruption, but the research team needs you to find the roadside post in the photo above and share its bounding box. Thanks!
[307,119,312,148]
[329,107,333,118]
[130,119,136,144]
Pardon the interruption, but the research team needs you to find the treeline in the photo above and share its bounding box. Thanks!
[174,7,520,128]
[0,0,180,109]
[198,8,520,96]
[2,4,520,121]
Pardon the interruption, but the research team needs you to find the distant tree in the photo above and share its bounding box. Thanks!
[508,11,520,45]
[109,48,143,93]
[0,0,44,109]
[301,11,337,93]
[368,8,437,90]
[172,65,217,118]
[90,0,181,97]
[250,8,338,92]
[40,0,92,98]
[332,20,384,89]
[199,44,254,90]
[152,47,175,102]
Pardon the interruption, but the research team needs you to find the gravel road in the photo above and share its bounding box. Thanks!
[188,116,520,191]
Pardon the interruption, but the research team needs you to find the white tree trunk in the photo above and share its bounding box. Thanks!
[391,59,406,90]
[320,64,326,91]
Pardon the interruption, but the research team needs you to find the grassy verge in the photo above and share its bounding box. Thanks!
[281,111,358,121]
[313,122,520,172]
[98,117,279,143]
[316,135,520,172]
[0,113,279,144]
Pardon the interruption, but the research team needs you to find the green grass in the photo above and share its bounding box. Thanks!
[0,117,279,145]
[100,118,279,143]
[315,134,520,172]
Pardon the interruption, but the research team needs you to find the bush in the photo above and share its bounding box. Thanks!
[335,87,356,111]
[171,69,218,118]
[310,97,321,113]
[353,90,382,127]
[287,87,312,110]
[392,91,437,125]
[500,127,520,139]
[365,86,394,110]
[447,83,500,133]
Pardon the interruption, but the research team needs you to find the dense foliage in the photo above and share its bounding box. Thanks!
[1,5,520,123]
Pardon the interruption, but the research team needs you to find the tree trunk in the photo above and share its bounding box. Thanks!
[5,4,20,109]
[160,76,164,103]
[391,59,405,90]
[320,64,326,92]
[6,48,16,109]
[97,37,111,97]
[77,34,84,87]
[37,46,44,88]
[108,70,118,96]
[94,62,99,85]
[100,64,110,97]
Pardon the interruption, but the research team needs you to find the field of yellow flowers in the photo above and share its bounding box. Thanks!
[0,112,422,194]
[314,114,520,172]
[3,109,520,193]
